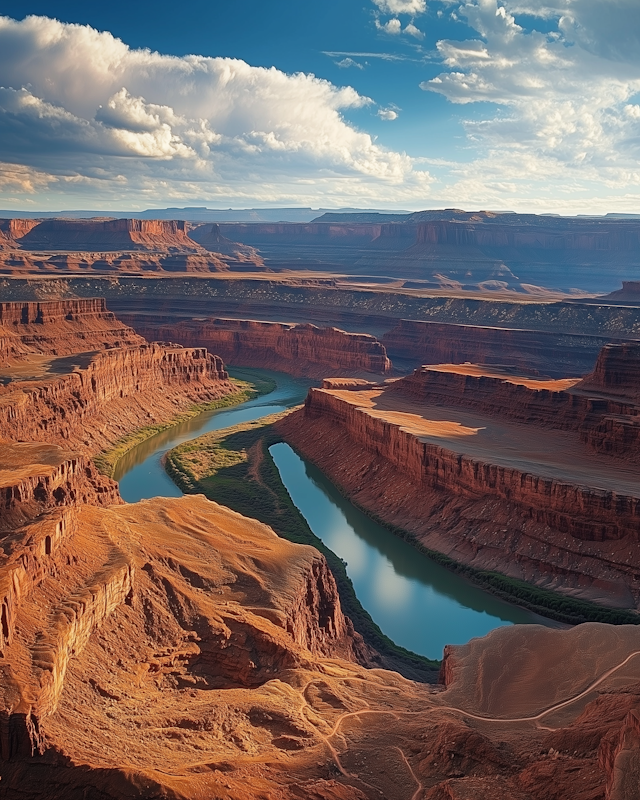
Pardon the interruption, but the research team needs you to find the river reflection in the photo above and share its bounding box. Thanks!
[269,442,554,660]
[116,369,310,503]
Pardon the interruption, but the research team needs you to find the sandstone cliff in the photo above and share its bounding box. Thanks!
[120,315,393,378]
[0,342,232,457]
[278,367,640,609]
[15,218,203,252]
[0,298,145,360]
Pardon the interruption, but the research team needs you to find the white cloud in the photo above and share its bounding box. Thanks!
[378,108,399,120]
[419,0,640,210]
[335,57,364,69]
[0,14,432,207]
[372,0,426,14]
[404,23,424,39]
[377,18,403,34]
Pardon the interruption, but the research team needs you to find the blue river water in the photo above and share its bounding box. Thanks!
[115,368,553,660]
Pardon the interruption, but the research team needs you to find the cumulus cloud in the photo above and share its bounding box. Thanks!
[420,0,640,209]
[378,108,399,120]
[372,0,426,14]
[377,18,403,34]
[0,15,431,206]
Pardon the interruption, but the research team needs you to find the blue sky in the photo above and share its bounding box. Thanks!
[2,1,640,213]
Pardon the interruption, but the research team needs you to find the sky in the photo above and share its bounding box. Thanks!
[1,0,640,213]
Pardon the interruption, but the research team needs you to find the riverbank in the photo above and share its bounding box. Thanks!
[94,371,276,478]
[164,410,441,681]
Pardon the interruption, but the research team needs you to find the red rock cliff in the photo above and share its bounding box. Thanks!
[0,343,232,456]
[278,374,640,609]
[15,218,204,252]
[0,298,145,359]
[120,315,393,378]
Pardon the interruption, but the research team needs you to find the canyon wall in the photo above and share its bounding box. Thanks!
[5,275,640,338]
[0,343,232,456]
[382,318,617,377]
[14,218,202,252]
[301,387,640,544]
[0,298,145,359]
[120,315,393,377]
[278,351,640,609]
[391,363,640,463]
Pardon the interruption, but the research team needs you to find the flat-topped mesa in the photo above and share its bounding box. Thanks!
[0,298,145,359]
[390,359,640,463]
[12,218,205,253]
[0,344,233,456]
[577,342,640,400]
[120,315,393,378]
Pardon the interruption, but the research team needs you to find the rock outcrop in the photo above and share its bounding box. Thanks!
[13,218,202,253]
[0,442,120,530]
[0,298,145,360]
[0,342,233,456]
[120,315,393,378]
[391,361,640,463]
[277,356,640,608]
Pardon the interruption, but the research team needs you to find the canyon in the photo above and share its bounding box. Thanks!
[0,257,640,796]
[277,348,640,611]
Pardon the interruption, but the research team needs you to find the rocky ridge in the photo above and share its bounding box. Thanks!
[0,298,145,360]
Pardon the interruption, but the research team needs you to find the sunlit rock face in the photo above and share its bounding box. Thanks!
[120,314,392,378]
[278,354,640,609]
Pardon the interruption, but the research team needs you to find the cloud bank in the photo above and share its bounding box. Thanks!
[422,0,640,212]
[0,15,430,207]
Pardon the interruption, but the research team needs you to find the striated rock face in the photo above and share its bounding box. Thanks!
[277,362,640,608]
[578,342,640,400]
[392,362,640,464]
[0,298,145,360]
[0,343,232,456]
[14,218,203,253]
[382,318,618,377]
[120,315,393,377]
[0,442,121,530]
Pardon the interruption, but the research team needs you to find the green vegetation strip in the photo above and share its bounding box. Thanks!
[165,410,440,675]
[94,373,276,478]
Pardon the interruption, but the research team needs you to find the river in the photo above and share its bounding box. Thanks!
[116,368,552,660]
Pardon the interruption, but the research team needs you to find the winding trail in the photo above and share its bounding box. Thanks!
[298,650,640,799]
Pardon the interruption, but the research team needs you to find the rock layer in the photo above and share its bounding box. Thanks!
[0,342,233,456]
[0,298,145,360]
[120,315,393,377]
[382,318,620,377]
[277,359,640,608]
